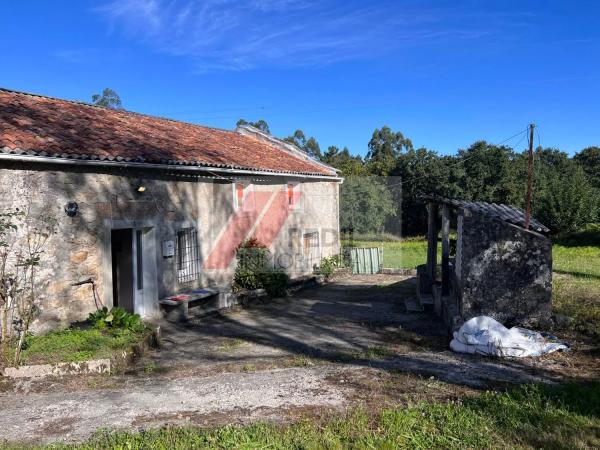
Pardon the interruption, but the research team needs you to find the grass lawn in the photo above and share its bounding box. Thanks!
[3,327,145,366]
[344,238,432,269]
[552,230,600,337]
[24,382,599,449]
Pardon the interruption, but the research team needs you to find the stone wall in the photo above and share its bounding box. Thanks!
[0,162,340,333]
[455,209,552,327]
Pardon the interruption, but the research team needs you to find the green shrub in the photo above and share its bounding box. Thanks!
[232,238,270,292]
[232,239,269,292]
[314,255,346,279]
[231,239,289,296]
[88,307,145,333]
[261,270,289,297]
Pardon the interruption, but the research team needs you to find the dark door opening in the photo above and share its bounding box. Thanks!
[111,229,134,313]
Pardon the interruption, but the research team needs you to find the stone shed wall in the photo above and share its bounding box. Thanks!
[455,209,552,327]
[0,162,340,333]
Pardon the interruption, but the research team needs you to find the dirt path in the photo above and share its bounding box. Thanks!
[0,366,356,445]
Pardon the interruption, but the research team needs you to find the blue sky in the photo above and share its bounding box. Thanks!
[2,0,599,156]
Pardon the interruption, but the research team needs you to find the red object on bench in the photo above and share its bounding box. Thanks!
[167,294,191,301]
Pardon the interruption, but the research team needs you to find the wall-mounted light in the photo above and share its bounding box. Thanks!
[64,201,78,217]
[132,178,146,194]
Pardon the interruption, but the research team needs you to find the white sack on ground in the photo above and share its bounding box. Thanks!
[450,316,568,357]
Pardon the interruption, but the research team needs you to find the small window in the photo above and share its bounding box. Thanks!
[233,181,250,210]
[176,227,200,283]
[287,182,301,208]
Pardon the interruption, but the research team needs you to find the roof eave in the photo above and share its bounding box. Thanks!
[0,152,344,181]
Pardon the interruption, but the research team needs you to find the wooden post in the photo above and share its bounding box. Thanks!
[524,123,535,230]
[441,204,450,295]
[426,202,438,283]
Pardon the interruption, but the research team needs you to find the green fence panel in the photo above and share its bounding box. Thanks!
[349,247,382,274]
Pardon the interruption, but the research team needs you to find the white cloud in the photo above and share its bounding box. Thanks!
[94,0,521,72]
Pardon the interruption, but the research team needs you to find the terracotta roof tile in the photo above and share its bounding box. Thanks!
[0,88,336,177]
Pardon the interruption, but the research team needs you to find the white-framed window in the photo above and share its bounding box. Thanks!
[233,181,251,210]
[176,227,200,283]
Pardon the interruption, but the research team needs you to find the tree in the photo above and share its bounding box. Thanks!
[535,163,597,232]
[574,147,600,189]
[236,118,271,134]
[366,126,413,175]
[322,146,366,177]
[532,148,598,232]
[457,141,521,206]
[284,129,322,160]
[340,176,396,235]
[91,88,123,109]
[392,148,463,235]
[0,204,56,365]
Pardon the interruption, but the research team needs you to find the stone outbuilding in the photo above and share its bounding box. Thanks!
[0,88,342,332]
[416,196,552,331]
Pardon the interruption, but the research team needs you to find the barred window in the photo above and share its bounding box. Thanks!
[176,227,200,283]
[303,231,320,269]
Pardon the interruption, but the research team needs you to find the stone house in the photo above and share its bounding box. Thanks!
[417,196,552,331]
[0,88,342,332]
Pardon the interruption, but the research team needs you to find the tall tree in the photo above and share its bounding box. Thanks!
[366,126,413,175]
[236,118,270,134]
[322,146,366,177]
[392,148,463,235]
[457,141,521,205]
[91,88,123,109]
[340,176,396,235]
[285,129,322,160]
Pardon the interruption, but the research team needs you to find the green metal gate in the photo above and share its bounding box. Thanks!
[349,247,382,274]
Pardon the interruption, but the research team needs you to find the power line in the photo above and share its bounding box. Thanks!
[383,127,530,188]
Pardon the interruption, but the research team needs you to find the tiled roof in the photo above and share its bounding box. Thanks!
[424,195,550,233]
[0,88,336,177]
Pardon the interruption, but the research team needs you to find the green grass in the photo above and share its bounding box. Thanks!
[16,382,599,449]
[552,242,600,337]
[344,239,432,269]
[8,327,145,366]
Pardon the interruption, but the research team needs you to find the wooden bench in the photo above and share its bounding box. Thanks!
[159,288,220,322]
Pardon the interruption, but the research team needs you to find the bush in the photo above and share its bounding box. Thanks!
[232,238,270,292]
[314,255,346,279]
[261,270,289,297]
[231,239,290,297]
[88,307,145,333]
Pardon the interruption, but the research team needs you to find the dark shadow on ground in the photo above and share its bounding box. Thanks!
[148,275,590,389]
[554,269,600,281]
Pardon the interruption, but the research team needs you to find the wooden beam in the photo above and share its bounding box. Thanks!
[426,202,438,282]
[441,204,450,295]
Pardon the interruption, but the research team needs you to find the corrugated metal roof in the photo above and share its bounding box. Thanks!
[423,195,550,233]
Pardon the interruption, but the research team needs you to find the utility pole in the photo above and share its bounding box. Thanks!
[524,123,535,230]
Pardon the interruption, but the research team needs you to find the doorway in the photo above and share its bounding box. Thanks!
[110,227,158,317]
[111,229,134,313]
